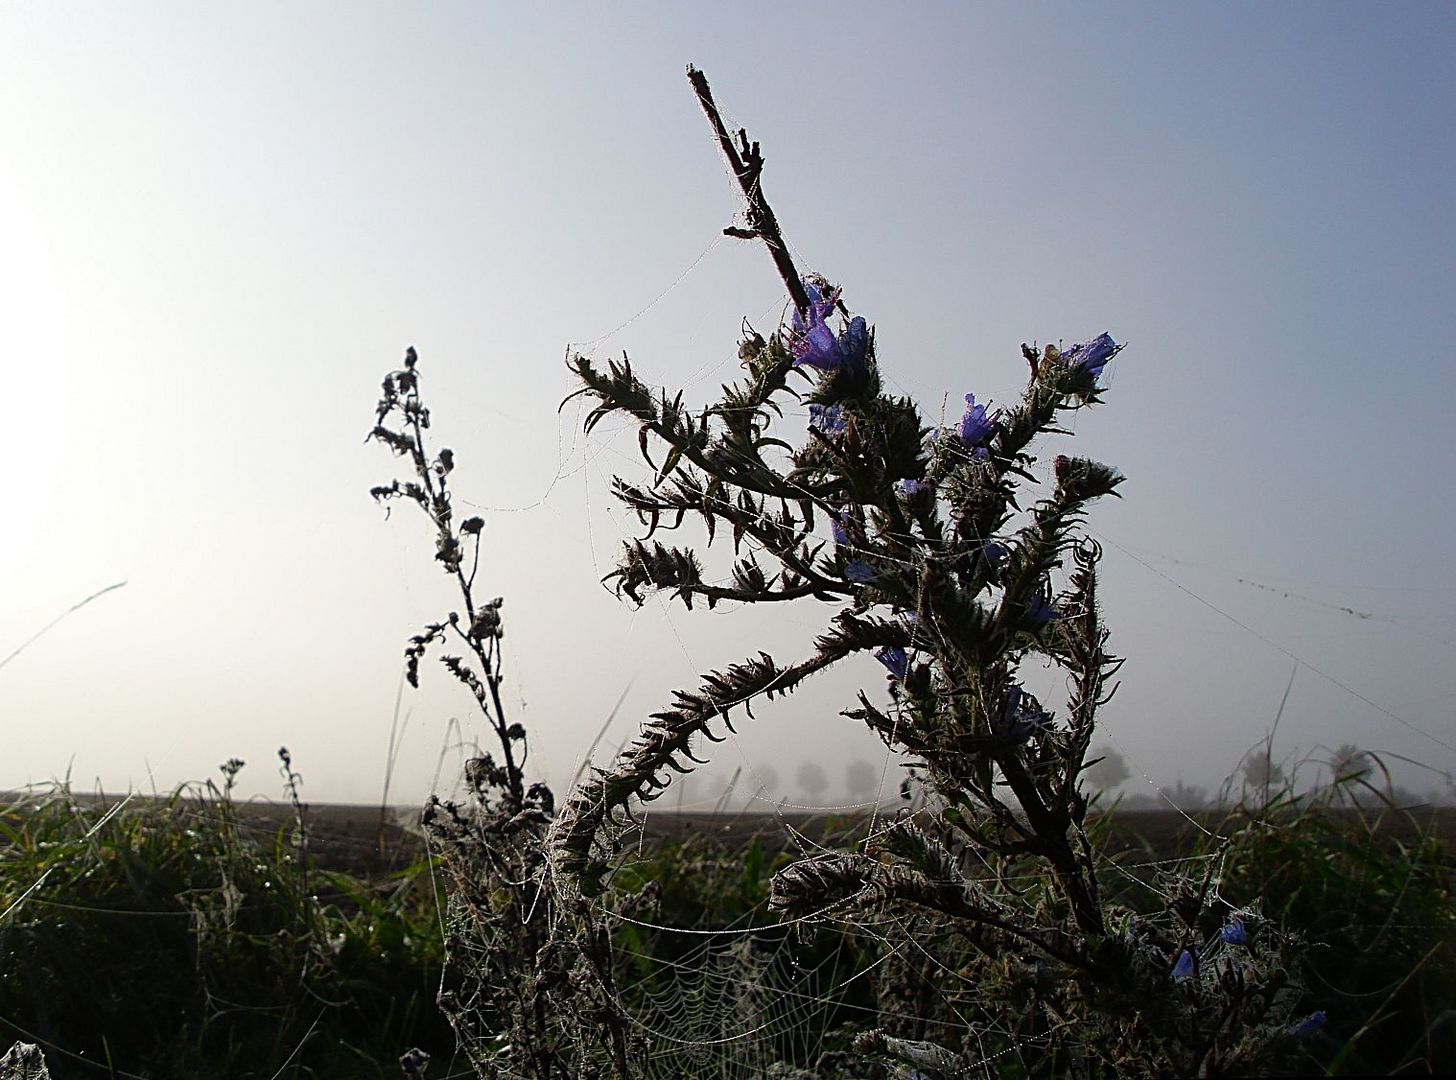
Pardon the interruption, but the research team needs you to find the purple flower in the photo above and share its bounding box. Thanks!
[1063,332,1121,380]
[809,403,848,435]
[1000,685,1053,741]
[1172,950,1196,982]
[844,561,877,583]
[1123,915,1140,945]
[790,280,868,373]
[896,478,931,498]
[791,279,838,337]
[979,542,1008,585]
[1289,1011,1326,1040]
[793,323,841,370]
[1004,683,1024,716]
[1220,917,1249,946]
[830,516,849,546]
[958,393,996,446]
[1022,594,1059,628]
[874,645,909,680]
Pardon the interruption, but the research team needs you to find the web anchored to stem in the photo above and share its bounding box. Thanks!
[373,67,1326,1079]
[537,67,1316,1077]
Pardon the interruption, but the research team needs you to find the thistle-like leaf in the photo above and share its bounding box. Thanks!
[605,540,707,609]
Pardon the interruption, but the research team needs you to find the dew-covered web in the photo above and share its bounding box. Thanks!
[435,239,943,1073]
[3,236,1451,1080]
[417,205,1456,1076]
[5,105,1453,1080]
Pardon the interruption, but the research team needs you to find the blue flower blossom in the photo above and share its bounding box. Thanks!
[794,324,841,370]
[959,393,996,446]
[1220,917,1249,946]
[1063,332,1121,380]
[1289,1011,1326,1040]
[830,516,849,546]
[1000,685,1054,741]
[1172,950,1196,982]
[896,478,931,498]
[808,403,848,435]
[844,561,877,583]
[980,541,1008,585]
[874,645,909,680]
[791,280,837,336]
[1022,594,1059,628]
[790,280,868,373]
[1004,684,1024,716]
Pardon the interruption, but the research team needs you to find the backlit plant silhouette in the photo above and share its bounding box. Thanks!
[371,66,1323,1078]
[544,67,1317,1077]
[370,350,634,1076]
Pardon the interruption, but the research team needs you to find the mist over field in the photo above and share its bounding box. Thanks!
[3,2,1454,810]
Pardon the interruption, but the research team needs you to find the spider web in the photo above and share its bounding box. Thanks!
[496,280,1031,1073]
[459,232,1456,1076]
[3,243,1449,1079]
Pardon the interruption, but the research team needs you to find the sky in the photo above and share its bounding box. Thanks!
[3,2,1454,809]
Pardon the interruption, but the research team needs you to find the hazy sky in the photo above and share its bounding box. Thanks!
[4,2,1454,808]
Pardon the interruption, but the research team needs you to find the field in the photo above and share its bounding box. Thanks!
[62,795,1456,877]
[7,290,1454,1076]
[2,786,1453,1077]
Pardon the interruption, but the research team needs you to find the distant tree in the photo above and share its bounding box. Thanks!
[1329,743,1372,784]
[1166,779,1210,810]
[796,761,829,805]
[845,758,879,804]
[1241,746,1285,794]
[1083,745,1130,792]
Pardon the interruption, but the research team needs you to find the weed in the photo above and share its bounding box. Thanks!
[0,765,450,1077]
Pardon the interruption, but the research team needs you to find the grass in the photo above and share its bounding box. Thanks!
[1208,790,1456,1074]
[0,774,452,1078]
[1092,775,1456,1076]
[1,772,1450,1076]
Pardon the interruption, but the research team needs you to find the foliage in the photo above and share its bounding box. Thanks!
[370,351,633,1076]
[3,771,1449,1076]
[1,63,1446,1080]
[352,66,1368,1079]
[538,68,1325,1078]
[1207,761,1456,1074]
[0,769,449,1078]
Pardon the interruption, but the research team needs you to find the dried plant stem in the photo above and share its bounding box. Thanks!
[686,65,810,315]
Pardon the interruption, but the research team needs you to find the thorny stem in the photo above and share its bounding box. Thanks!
[574,70,1115,936]
[998,751,1103,934]
[365,67,1311,1080]
[686,65,811,316]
